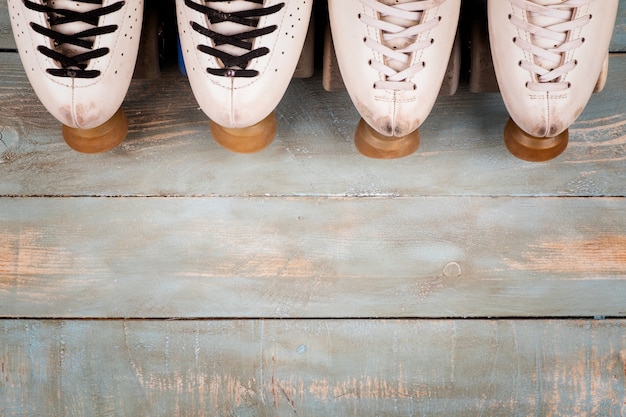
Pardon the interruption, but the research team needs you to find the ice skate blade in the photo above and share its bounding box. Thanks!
[504,118,569,162]
[210,113,277,154]
[354,119,420,159]
[62,108,128,154]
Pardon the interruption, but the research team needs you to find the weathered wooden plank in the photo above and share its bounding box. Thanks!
[1,319,625,417]
[1,196,625,318]
[2,52,626,198]
[612,1,626,52]
[0,1,14,50]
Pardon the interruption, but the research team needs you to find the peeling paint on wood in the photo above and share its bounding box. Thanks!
[2,4,626,415]
[1,197,626,318]
[2,53,626,197]
[1,320,625,417]
[510,235,626,274]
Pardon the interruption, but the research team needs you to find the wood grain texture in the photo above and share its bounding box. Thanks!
[612,2,626,52]
[293,15,315,79]
[322,24,345,92]
[2,319,625,417]
[1,5,626,413]
[0,0,14,50]
[1,196,625,318]
[2,51,626,198]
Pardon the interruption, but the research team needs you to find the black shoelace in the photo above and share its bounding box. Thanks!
[24,0,125,79]
[185,0,285,78]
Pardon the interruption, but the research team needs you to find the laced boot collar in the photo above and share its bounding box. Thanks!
[360,0,444,91]
[186,0,285,78]
[24,0,125,79]
[508,0,593,92]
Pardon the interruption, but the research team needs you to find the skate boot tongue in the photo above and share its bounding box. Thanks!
[210,0,264,73]
[378,0,423,74]
[526,0,575,72]
[510,0,593,91]
[25,0,124,78]
[189,0,285,77]
[361,0,440,90]
[49,0,101,57]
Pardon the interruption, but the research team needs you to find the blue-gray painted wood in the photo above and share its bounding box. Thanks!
[1,196,625,318]
[612,1,626,51]
[0,1,13,50]
[2,319,625,417]
[1,3,626,415]
[1,53,626,198]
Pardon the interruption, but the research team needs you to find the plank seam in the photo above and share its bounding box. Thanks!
[0,316,619,321]
[1,194,626,199]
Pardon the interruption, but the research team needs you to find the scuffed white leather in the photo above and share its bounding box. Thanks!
[488,0,618,137]
[328,0,461,137]
[177,0,313,129]
[8,0,144,129]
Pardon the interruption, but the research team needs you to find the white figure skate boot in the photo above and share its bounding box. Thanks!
[328,0,461,159]
[8,0,144,153]
[488,0,618,162]
[176,0,313,153]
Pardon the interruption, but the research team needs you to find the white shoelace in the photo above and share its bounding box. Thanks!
[508,0,593,92]
[359,0,444,91]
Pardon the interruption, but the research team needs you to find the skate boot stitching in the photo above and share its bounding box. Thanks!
[24,0,125,79]
[185,0,285,78]
[508,0,593,92]
[359,0,443,91]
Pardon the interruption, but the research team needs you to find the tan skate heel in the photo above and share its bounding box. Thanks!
[62,108,128,154]
[504,118,569,162]
[354,118,420,159]
[210,112,277,154]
